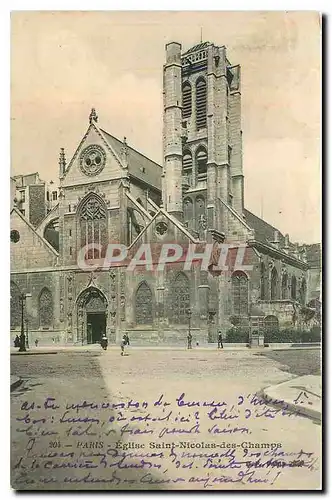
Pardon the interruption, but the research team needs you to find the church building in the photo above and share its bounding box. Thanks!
[10,40,319,346]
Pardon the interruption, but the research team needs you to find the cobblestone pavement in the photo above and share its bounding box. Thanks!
[11,349,321,491]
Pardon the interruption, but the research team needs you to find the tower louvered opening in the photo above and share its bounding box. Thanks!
[196,147,207,181]
[183,150,193,186]
[182,82,192,119]
[196,78,207,130]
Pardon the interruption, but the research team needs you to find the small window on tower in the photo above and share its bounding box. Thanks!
[196,147,208,181]
[52,191,58,201]
[196,78,207,130]
[182,82,192,119]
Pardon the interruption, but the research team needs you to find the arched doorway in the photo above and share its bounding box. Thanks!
[77,287,108,344]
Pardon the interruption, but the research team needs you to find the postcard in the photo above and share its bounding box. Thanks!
[10,11,322,491]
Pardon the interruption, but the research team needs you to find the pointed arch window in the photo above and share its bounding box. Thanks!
[183,197,193,228]
[171,273,190,324]
[196,196,206,231]
[39,288,53,328]
[196,147,207,181]
[10,281,21,329]
[79,194,108,259]
[231,271,248,316]
[135,282,153,325]
[281,273,288,299]
[270,267,278,300]
[260,262,267,300]
[183,150,193,187]
[299,278,307,305]
[196,78,207,129]
[291,276,297,300]
[182,82,192,119]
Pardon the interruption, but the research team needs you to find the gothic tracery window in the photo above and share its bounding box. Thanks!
[270,267,278,300]
[79,194,108,259]
[171,273,190,324]
[135,282,153,325]
[281,273,288,299]
[231,271,248,316]
[39,288,53,328]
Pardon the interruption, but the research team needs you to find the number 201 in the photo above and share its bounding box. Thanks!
[49,441,60,448]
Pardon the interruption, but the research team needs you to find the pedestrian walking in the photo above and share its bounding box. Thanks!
[217,330,224,349]
[101,334,108,350]
[34,339,39,348]
[187,332,192,350]
[120,334,127,356]
[14,335,20,348]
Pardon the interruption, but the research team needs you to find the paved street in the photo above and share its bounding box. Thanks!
[11,348,321,491]
[260,349,321,377]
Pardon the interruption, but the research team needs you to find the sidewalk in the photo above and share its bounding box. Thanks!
[262,374,322,421]
[10,376,22,391]
[10,344,321,355]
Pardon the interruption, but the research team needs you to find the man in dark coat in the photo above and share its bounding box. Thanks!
[217,330,224,349]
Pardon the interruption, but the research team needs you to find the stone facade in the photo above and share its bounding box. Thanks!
[10,41,321,346]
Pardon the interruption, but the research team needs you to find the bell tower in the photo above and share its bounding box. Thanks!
[162,40,244,236]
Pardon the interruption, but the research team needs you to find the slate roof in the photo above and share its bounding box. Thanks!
[100,129,162,191]
[243,209,286,246]
[183,41,210,55]
[244,208,321,268]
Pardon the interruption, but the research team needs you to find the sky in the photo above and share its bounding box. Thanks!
[10,11,321,244]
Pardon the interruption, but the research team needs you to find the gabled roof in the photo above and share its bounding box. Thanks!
[128,207,199,250]
[62,122,124,181]
[100,129,162,191]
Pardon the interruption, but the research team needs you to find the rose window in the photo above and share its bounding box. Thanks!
[79,145,106,176]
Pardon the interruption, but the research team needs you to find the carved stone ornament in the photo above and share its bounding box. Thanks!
[156,221,168,236]
[79,144,106,176]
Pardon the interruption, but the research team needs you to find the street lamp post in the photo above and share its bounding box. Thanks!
[18,293,32,352]
[19,294,26,352]
[187,308,192,349]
